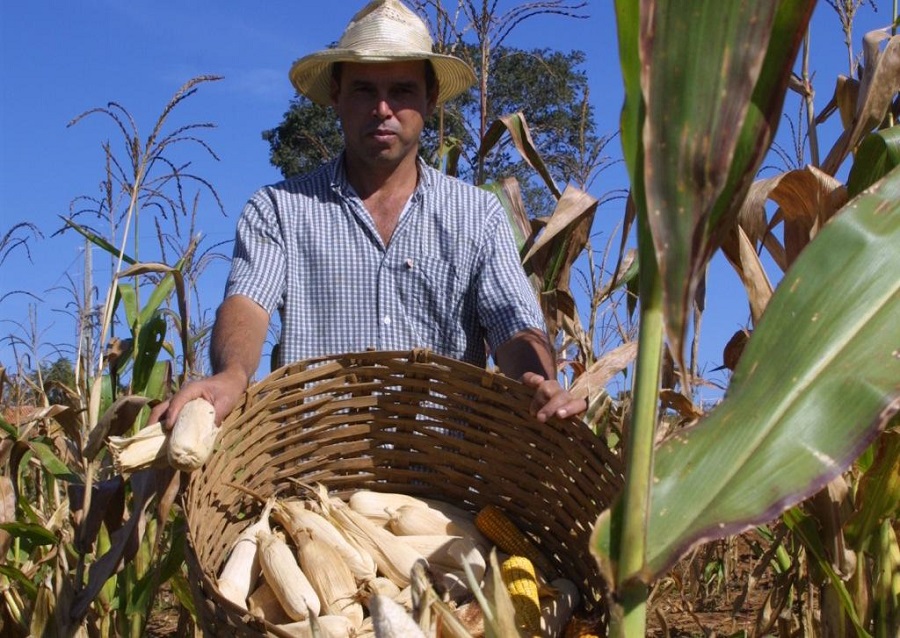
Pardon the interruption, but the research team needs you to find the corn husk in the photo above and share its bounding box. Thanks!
[362,576,401,601]
[388,504,487,549]
[274,614,354,638]
[257,529,320,621]
[107,422,169,473]
[216,496,275,609]
[247,581,292,624]
[368,594,427,638]
[295,529,364,628]
[348,490,432,526]
[398,535,486,582]
[274,498,377,584]
[167,397,218,471]
[317,488,426,588]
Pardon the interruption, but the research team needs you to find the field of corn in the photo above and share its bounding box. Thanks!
[2,1,899,637]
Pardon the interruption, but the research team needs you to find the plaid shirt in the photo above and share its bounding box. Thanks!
[225,155,546,367]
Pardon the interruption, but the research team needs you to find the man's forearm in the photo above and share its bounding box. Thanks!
[494,327,556,381]
[210,294,270,387]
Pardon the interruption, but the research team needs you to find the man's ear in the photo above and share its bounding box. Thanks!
[426,87,438,117]
[330,78,341,107]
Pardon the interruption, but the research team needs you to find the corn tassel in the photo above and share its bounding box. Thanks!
[501,555,542,638]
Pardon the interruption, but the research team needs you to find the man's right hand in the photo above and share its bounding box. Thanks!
[148,370,248,431]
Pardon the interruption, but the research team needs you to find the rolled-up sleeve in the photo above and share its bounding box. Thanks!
[225,189,286,316]
[476,203,546,353]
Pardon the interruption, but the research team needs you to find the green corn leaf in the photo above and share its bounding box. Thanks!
[593,165,900,587]
[28,440,80,483]
[635,0,814,370]
[130,313,167,395]
[58,216,137,265]
[847,125,900,198]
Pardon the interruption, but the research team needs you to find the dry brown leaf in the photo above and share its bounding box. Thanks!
[570,342,638,400]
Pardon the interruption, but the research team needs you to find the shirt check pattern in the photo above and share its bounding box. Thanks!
[225,155,546,367]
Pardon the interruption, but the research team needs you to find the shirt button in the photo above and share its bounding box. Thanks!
[382,315,392,325]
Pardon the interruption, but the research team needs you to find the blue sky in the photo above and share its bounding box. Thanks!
[0,1,890,401]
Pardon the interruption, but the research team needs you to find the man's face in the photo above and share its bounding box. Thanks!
[331,61,437,171]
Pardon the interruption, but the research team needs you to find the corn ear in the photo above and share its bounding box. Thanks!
[319,489,425,587]
[475,505,555,577]
[167,398,218,471]
[295,529,364,628]
[107,422,169,473]
[247,580,292,624]
[501,555,542,638]
[348,490,431,526]
[274,498,377,583]
[107,397,218,473]
[257,529,320,621]
[216,496,275,609]
[398,535,487,585]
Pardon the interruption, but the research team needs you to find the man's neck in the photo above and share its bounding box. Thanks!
[343,152,419,200]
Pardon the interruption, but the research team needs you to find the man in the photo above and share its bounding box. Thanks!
[152,0,586,430]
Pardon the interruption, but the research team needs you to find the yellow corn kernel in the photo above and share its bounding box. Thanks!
[474,505,555,577]
[501,555,542,638]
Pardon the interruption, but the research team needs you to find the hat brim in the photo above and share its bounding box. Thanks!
[289,49,476,106]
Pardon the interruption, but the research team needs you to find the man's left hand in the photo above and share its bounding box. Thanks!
[521,371,587,422]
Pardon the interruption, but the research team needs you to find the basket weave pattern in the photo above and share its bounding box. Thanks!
[183,350,624,636]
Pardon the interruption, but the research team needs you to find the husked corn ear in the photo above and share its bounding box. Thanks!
[274,498,377,583]
[475,505,555,577]
[321,491,425,587]
[540,578,581,638]
[216,497,276,610]
[167,398,218,471]
[257,529,320,621]
[501,555,542,638]
[295,529,364,628]
[348,490,432,526]
[369,594,427,638]
[274,614,354,638]
[247,581,292,624]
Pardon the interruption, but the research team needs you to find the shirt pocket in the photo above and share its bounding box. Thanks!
[399,255,466,354]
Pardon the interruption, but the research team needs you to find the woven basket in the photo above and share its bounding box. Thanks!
[183,350,624,637]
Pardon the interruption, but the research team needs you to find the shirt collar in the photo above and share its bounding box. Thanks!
[329,152,433,201]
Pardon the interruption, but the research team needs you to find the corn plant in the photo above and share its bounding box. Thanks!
[0,76,225,637]
[592,2,899,637]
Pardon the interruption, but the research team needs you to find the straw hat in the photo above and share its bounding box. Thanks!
[289,0,476,106]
